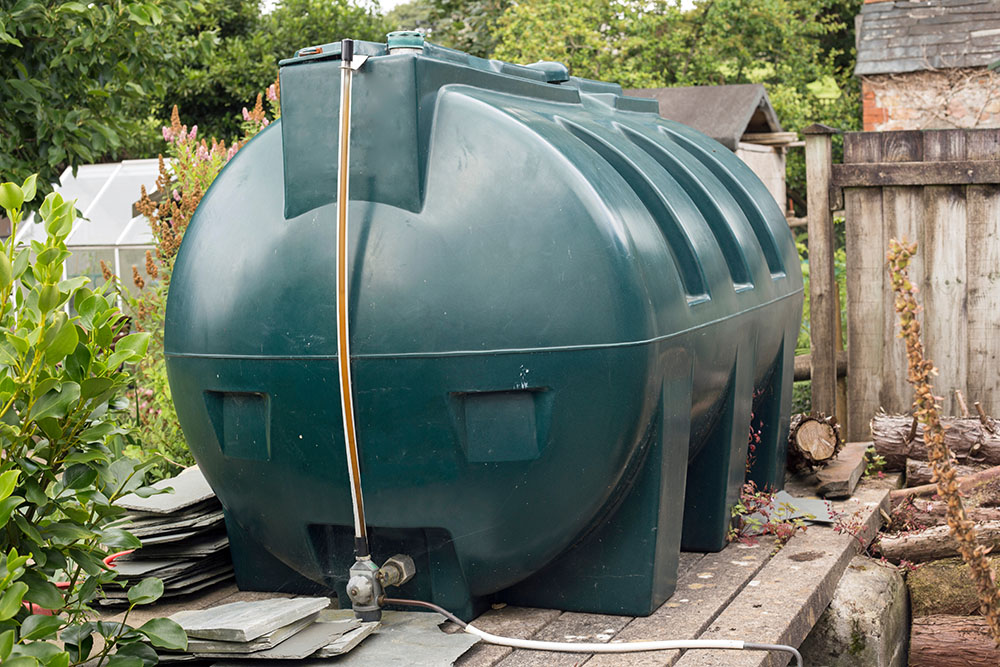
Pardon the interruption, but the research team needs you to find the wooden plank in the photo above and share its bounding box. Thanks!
[496,612,632,666]
[583,540,776,667]
[804,129,838,418]
[455,607,562,667]
[671,480,891,667]
[965,132,1000,415]
[831,161,1000,187]
[813,441,867,499]
[877,130,925,417]
[844,132,884,442]
[922,184,969,417]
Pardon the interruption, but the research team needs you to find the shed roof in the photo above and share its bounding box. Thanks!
[623,84,782,151]
[855,0,1000,76]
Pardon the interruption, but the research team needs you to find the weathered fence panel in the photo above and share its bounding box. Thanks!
[835,129,1000,441]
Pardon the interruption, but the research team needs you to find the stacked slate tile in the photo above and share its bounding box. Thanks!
[163,597,379,661]
[101,466,234,604]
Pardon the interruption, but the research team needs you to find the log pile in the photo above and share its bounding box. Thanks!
[871,404,1000,662]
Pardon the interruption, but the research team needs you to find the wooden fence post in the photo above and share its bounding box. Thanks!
[803,124,840,421]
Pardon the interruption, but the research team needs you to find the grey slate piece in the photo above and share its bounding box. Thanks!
[170,597,331,642]
[311,622,379,657]
[122,532,230,559]
[126,511,225,538]
[855,0,1000,75]
[118,465,216,514]
[184,613,322,653]
[196,619,361,660]
[218,612,479,667]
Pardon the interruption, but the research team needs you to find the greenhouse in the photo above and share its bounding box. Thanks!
[14,159,160,295]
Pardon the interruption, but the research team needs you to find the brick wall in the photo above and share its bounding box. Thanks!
[861,68,1000,131]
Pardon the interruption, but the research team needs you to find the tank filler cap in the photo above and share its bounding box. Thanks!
[387,30,424,54]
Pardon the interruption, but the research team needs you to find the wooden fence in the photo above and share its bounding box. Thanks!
[805,127,1000,441]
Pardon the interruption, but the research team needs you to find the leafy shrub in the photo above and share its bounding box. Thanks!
[116,93,278,479]
[0,176,185,666]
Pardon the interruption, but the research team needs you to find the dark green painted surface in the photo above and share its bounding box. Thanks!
[165,37,803,619]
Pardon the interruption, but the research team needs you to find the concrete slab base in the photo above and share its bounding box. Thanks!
[799,556,909,667]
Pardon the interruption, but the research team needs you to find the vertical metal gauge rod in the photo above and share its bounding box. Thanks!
[335,38,369,556]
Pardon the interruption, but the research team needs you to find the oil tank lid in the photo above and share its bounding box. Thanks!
[525,60,570,83]
[387,30,425,53]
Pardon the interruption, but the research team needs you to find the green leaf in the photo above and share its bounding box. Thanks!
[31,382,80,421]
[44,652,69,667]
[7,78,40,102]
[40,521,92,543]
[101,527,142,550]
[0,469,19,501]
[104,656,142,667]
[81,378,114,401]
[0,182,24,212]
[63,463,97,489]
[111,642,157,667]
[20,570,65,611]
[39,192,61,221]
[19,614,64,641]
[126,578,163,606]
[0,495,25,529]
[0,582,29,621]
[2,656,39,667]
[0,629,13,660]
[45,318,79,364]
[136,618,187,650]
[21,174,37,202]
[114,332,150,361]
[38,283,60,312]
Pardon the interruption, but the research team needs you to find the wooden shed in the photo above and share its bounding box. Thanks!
[625,84,797,210]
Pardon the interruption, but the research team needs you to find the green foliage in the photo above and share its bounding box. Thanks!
[427,0,509,57]
[0,177,185,666]
[385,0,435,32]
[0,1,206,192]
[159,0,388,142]
[490,0,861,207]
[863,445,886,478]
[728,480,809,548]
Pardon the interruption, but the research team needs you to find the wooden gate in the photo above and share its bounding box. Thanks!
[815,129,1000,441]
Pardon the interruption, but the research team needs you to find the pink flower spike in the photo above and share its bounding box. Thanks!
[262,118,270,127]
[196,144,209,160]
[227,144,239,160]
[189,125,198,140]
[267,84,277,101]
[162,126,173,142]
[172,189,180,202]
[242,107,250,121]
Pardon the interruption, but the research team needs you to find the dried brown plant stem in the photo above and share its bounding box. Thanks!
[887,238,1000,642]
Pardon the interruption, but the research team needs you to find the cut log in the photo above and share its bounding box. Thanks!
[905,458,991,487]
[870,412,1000,471]
[890,497,999,529]
[891,464,1000,506]
[908,557,1000,617]
[787,412,843,471]
[909,615,1000,667]
[875,520,1000,563]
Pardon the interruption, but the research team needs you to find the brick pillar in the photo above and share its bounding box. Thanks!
[861,80,888,131]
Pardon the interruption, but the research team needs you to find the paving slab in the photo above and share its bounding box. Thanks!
[584,540,775,667]
[118,466,217,514]
[672,479,892,667]
[170,597,331,642]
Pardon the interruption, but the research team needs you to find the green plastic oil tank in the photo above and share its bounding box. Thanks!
[165,35,803,620]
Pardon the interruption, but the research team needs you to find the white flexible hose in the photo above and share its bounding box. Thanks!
[463,624,804,665]
[465,625,744,652]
